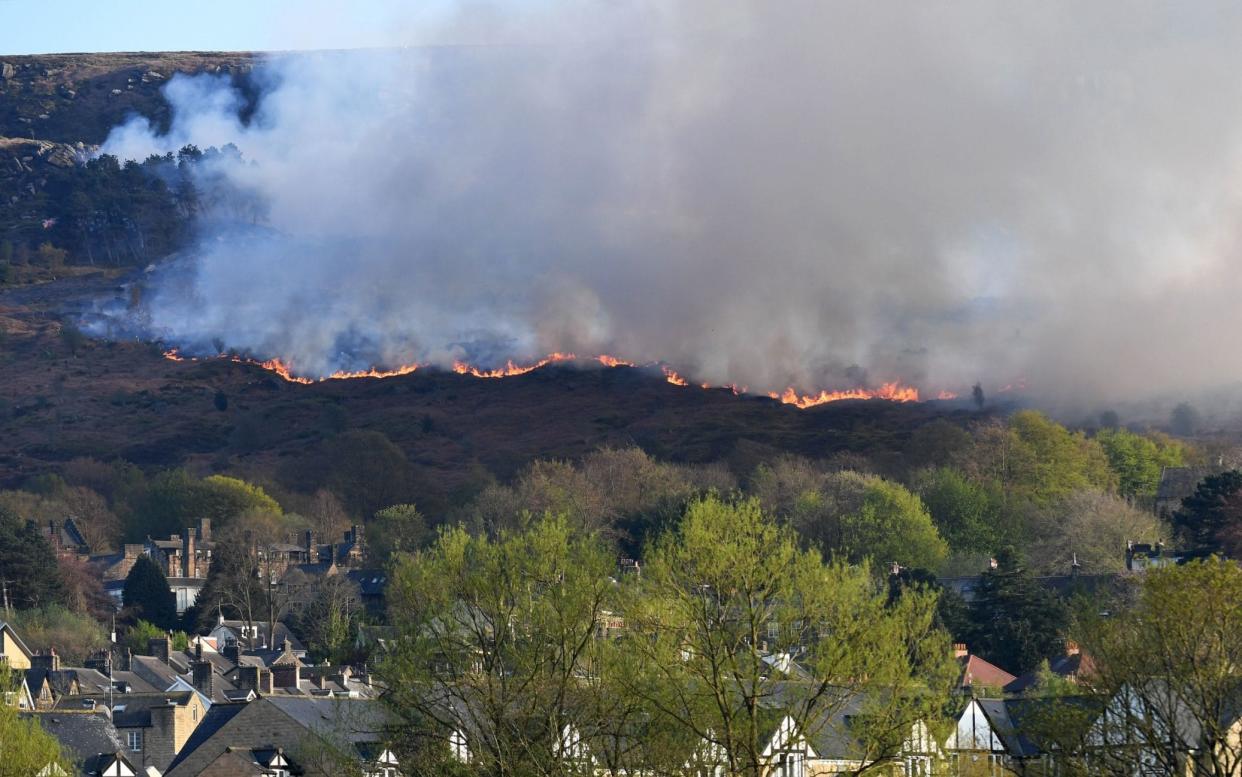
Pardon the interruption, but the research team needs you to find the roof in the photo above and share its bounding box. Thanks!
[164,702,251,774]
[346,569,388,597]
[27,711,124,763]
[1005,652,1092,694]
[959,654,1018,691]
[0,620,34,658]
[1155,466,1218,503]
[58,691,198,728]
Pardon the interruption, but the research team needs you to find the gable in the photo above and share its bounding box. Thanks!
[945,700,1005,752]
[760,715,818,759]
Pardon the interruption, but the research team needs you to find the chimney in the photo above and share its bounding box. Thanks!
[198,518,211,543]
[1066,640,1080,656]
[183,528,196,578]
[988,557,999,570]
[259,668,273,694]
[953,643,969,659]
[238,665,275,693]
[149,634,172,664]
[192,661,215,697]
[304,530,314,557]
[31,648,60,672]
[48,520,59,551]
[123,543,143,560]
[118,647,132,672]
[85,649,111,676]
[222,638,240,665]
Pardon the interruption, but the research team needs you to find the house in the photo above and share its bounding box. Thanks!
[1004,643,1093,696]
[0,619,34,669]
[163,696,398,777]
[28,710,141,777]
[56,691,208,773]
[209,616,307,655]
[1155,466,1219,519]
[40,517,91,557]
[345,568,388,615]
[953,644,1017,695]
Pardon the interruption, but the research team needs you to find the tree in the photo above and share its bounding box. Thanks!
[962,548,1068,674]
[1172,470,1242,555]
[1072,559,1242,776]
[121,555,177,630]
[790,471,948,570]
[125,470,280,542]
[1096,428,1189,501]
[0,505,65,610]
[382,514,618,777]
[972,382,985,408]
[1025,489,1166,575]
[1005,410,1117,504]
[621,496,954,777]
[367,504,430,565]
[1169,402,1202,437]
[913,467,1002,555]
[290,574,362,664]
[8,605,108,664]
[0,680,72,776]
[293,430,415,518]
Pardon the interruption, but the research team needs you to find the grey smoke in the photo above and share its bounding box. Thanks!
[98,1,1242,407]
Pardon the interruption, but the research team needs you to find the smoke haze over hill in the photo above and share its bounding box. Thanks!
[98,1,1242,408]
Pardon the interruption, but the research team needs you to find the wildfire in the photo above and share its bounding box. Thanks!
[769,381,922,408]
[161,348,956,408]
[452,352,577,378]
[662,367,689,387]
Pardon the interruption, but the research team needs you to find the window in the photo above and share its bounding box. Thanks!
[777,751,804,777]
[127,730,142,752]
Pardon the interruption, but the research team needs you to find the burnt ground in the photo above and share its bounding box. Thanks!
[0,272,971,503]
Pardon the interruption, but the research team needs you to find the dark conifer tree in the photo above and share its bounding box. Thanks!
[121,555,177,630]
[0,506,65,610]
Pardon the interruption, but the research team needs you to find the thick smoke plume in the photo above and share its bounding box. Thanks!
[99,1,1242,408]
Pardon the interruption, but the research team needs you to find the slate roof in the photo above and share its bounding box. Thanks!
[27,710,124,763]
[346,569,388,597]
[164,701,251,774]
[1155,466,1217,504]
[57,691,197,728]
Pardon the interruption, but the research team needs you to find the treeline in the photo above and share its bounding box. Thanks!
[377,495,1242,776]
[2,409,1236,678]
[0,143,262,277]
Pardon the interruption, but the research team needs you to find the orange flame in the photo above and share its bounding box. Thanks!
[161,348,953,408]
[662,366,689,386]
[768,381,922,408]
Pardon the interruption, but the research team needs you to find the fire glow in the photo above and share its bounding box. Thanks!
[162,349,956,407]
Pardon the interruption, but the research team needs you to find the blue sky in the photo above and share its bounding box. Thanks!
[0,0,442,55]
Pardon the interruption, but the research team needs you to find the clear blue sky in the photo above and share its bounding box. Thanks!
[0,0,443,55]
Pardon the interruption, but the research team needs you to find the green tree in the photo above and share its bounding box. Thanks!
[1074,559,1242,776]
[1172,469,1242,555]
[913,467,1003,554]
[790,472,947,570]
[1025,489,1166,574]
[382,514,618,777]
[622,496,955,777]
[290,574,362,665]
[1006,410,1117,504]
[0,682,72,776]
[125,470,280,542]
[367,503,430,565]
[963,548,1068,674]
[1096,428,1189,500]
[121,555,177,630]
[0,505,65,610]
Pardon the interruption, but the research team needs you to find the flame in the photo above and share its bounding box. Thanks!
[662,366,689,386]
[161,348,953,408]
[452,352,577,378]
[768,381,922,408]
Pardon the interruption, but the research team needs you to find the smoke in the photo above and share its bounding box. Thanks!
[97,1,1242,407]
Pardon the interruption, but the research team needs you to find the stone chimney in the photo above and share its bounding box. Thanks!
[84,649,111,675]
[222,638,240,665]
[31,648,60,672]
[953,643,969,659]
[192,661,215,697]
[47,520,59,551]
[304,530,314,559]
[198,518,211,543]
[123,543,144,560]
[238,666,274,694]
[118,646,132,672]
[149,634,172,664]
[183,528,196,578]
[1066,640,1080,656]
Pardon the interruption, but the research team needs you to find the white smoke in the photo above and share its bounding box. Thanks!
[99,1,1242,407]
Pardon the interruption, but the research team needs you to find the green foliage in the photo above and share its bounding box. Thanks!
[125,470,279,542]
[903,419,973,470]
[290,575,363,665]
[383,513,618,776]
[1076,559,1242,775]
[6,605,107,664]
[839,478,948,570]
[1095,428,1188,500]
[913,467,1002,554]
[367,504,430,565]
[961,549,1069,674]
[1005,410,1117,504]
[121,555,177,630]
[0,504,65,609]
[0,680,72,776]
[624,496,954,776]
[1172,469,1242,554]
[1024,489,1166,575]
